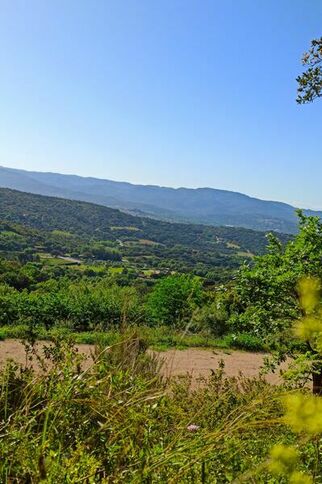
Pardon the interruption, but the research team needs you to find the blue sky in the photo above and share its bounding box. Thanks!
[0,0,321,208]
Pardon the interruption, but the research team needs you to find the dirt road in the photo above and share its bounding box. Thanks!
[158,348,285,384]
[0,340,284,383]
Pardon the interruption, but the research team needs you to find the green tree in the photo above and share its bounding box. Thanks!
[230,212,322,393]
[297,37,322,103]
[146,274,203,327]
[230,211,322,337]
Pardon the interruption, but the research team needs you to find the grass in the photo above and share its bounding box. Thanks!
[71,264,107,273]
[110,225,140,231]
[237,250,254,258]
[108,266,124,274]
[0,325,268,351]
[40,256,76,266]
[0,332,294,482]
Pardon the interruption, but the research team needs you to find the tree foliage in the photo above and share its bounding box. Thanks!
[297,37,322,103]
[230,212,322,338]
[147,274,203,326]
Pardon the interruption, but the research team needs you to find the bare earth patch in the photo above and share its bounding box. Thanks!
[157,348,285,384]
[0,340,285,384]
[0,340,93,371]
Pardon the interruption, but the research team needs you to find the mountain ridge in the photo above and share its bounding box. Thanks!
[0,165,320,233]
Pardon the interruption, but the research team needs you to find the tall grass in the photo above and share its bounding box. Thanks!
[0,324,268,351]
[0,331,293,482]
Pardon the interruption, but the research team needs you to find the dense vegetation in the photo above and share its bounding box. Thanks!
[0,188,289,284]
[226,211,322,337]
[0,335,299,482]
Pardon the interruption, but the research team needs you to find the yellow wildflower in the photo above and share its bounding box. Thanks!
[289,471,313,483]
[269,444,298,475]
[298,277,320,314]
[284,393,322,434]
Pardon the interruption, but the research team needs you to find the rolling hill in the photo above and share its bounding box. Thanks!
[0,166,320,233]
[0,188,290,281]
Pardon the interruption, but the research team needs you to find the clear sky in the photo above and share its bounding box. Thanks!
[0,0,321,208]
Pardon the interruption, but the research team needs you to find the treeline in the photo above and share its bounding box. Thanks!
[0,280,142,330]
[0,272,219,333]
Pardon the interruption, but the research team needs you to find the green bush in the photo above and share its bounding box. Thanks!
[0,279,144,331]
[224,333,267,352]
[146,274,203,327]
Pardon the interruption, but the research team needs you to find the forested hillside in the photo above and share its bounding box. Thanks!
[1,165,320,232]
[0,188,290,281]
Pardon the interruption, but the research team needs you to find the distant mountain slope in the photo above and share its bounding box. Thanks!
[0,166,319,233]
[0,188,289,255]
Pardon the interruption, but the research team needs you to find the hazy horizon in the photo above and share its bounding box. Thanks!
[2,163,322,212]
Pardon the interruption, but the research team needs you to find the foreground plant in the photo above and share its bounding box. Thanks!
[267,278,322,483]
[0,332,291,482]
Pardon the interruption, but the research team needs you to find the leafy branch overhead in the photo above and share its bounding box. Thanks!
[297,37,322,103]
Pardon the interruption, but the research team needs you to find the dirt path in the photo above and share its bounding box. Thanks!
[0,340,285,383]
[0,340,93,370]
[158,348,284,384]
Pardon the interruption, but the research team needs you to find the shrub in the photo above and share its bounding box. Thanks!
[224,333,267,351]
[146,274,203,327]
